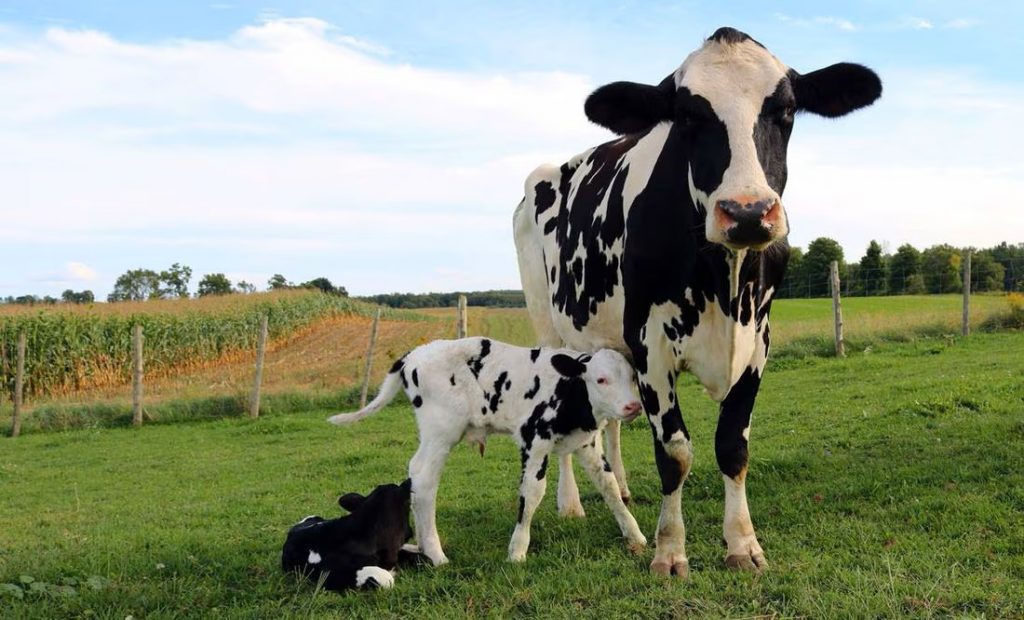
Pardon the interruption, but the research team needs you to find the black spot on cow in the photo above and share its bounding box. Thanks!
[517,496,525,523]
[534,180,556,221]
[467,339,492,378]
[652,432,685,496]
[411,368,419,387]
[412,395,423,408]
[543,218,558,235]
[602,456,612,473]
[660,406,690,444]
[550,265,556,284]
[399,370,408,389]
[524,376,541,400]
[707,26,762,47]
[537,455,548,481]
[389,357,406,374]
[530,348,541,362]
[489,371,509,413]
[449,374,456,386]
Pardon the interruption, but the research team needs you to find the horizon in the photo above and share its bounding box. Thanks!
[2,1,1022,300]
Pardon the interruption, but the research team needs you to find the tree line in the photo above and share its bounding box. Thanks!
[1,265,349,305]
[779,240,1024,298]
[359,290,526,308]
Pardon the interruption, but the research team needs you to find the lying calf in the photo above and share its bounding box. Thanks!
[328,337,647,565]
[281,479,416,591]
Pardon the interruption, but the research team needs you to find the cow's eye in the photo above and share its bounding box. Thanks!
[597,377,608,385]
[778,105,795,123]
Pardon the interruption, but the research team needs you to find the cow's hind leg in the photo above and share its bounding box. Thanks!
[575,439,646,552]
[716,361,768,572]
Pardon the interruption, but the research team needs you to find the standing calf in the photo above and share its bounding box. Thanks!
[328,337,647,565]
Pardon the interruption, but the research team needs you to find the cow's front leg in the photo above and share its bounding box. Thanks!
[508,447,551,562]
[640,368,692,578]
[574,439,646,552]
[716,363,768,572]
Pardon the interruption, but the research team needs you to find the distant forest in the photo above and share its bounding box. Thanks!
[358,290,526,308]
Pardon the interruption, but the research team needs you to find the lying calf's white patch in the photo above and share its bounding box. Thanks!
[297,515,318,524]
[307,550,322,564]
[355,566,395,589]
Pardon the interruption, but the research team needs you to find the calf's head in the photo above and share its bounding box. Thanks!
[551,350,641,422]
[584,26,882,251]
[338,478,414,551]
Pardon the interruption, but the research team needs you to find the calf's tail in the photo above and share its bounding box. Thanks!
[327,370,403,426]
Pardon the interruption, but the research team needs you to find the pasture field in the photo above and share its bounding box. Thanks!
[1,332,1022,618]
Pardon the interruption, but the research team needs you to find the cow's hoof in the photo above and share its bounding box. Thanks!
[620,494,631,505]
[650,556,689,579]
[558,503,586,518]
[426,553,449,567]
[724,552,767,572]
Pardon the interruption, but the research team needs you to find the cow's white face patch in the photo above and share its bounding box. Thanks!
[676,38,791,249]
[307,550,321,564]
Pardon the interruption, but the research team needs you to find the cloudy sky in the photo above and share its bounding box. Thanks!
[1,1,1021,298]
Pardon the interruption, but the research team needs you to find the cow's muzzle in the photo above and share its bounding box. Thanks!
[714,197,783,248]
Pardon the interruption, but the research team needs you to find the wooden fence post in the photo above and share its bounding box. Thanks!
[359,309,382,409]
[830,261,845,358]
[11,332,25,438]
[456,295,468,339]
[250,315,269,418]
[962,251,971,337]
[132,324,144,427]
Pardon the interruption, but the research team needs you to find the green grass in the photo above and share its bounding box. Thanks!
[2,332,1022,618]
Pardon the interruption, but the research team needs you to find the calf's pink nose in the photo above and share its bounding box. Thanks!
[623,401,642,416]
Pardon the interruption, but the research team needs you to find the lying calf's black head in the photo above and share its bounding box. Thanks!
[281,479,413,591]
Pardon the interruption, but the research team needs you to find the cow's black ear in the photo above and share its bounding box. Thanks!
[551,353,586,378]
[793,63,882,118]
[400,478,412,496]
[338,492,366,512]
[585,75,675,135]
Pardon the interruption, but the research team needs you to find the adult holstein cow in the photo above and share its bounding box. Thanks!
[513,27,881,577]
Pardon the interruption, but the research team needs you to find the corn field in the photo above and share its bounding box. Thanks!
[0,291,413,399]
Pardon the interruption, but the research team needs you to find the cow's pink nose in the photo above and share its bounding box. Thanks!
[623,401,642,416]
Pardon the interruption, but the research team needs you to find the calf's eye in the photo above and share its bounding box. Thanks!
[597,378,608,385]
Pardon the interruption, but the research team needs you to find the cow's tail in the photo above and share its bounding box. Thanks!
[327,370,403,426]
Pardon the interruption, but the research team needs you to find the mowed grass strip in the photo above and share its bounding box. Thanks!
[1,333,1022,618]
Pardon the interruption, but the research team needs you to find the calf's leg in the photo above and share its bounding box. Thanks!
[556,454,585,517]
[575,439,646,552]
[508,448,551,562]
[408,437,455,566]
[604,419,631,503]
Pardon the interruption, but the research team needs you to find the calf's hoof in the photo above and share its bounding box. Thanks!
[627,538,647,555]
[650,556,689,579]
[620,493,631,505]
[355,566,395,589]
[508,550,528,563]
[724,552,767,573]
[557,503,586,519]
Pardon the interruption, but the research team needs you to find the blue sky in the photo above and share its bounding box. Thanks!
[1,1,1022,298]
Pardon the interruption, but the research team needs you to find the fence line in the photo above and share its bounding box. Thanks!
[249,315,269,419]
[10,333,25,437]
[131,325,144,427]
[963,251,972,337]
[359,309,382,409]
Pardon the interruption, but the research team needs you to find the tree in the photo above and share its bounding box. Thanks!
[968,251,1005,292]
[197,273,233,297]
[921,245,962,294]
[159,263,193,298]
[62,289,95,304]
[108,269,162,302]
[887,244,921,294]
[802,237,845,297]
[984,242,1024,291]
[858,240,886,296]
[235,280,257,294]
[301,277,349,297]
[268,274,291,290]
[778,246,804,298]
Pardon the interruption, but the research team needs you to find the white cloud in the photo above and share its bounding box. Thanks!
[905,17,934,30]
[945,18,979,29]
[775,14,858,32]
[31,261,99,286]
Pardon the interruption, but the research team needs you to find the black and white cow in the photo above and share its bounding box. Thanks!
[328,337,647,565]
[281,479,415,591]
[513,27,881,577]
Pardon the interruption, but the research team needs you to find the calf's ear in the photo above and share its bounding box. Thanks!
[584,74,675,135]
[338,492,366,513]
[400,478,412,496]
[551,354,586,378]
[793,63,882,118]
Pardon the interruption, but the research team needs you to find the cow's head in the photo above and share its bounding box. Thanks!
[552,350,642,422]
[584,26,882,251]
[338,478,414,549]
